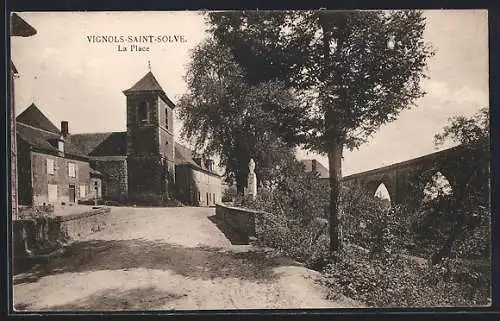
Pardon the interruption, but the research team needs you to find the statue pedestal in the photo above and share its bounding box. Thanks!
[246,172,257,200]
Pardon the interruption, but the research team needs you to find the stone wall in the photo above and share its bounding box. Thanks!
[91,159,128,200]
[13,207,111,259]
[215,203,267,244]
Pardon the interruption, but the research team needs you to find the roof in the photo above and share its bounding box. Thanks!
[301,159,329,179]
[175,143,221,177]
[17,103,61,134]
[16,122,87,159]
[123,71,175,108]
[68,130,220,177]
[11,13,37,37]
[69,132,127,156]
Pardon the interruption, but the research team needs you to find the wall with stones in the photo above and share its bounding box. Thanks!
[215,203,267,244]
[91,159,128,200]
[127,156,167,202]
[13,207,111,267]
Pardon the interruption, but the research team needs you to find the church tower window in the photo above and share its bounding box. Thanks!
[137,101,149,123]
[165,108,169,129]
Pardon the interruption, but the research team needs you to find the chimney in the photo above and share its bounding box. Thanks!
[311,160,317,173]
[61,121,69,137]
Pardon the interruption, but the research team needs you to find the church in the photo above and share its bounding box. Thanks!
[16,71,222,207]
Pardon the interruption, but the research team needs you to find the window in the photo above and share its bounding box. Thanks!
[46,158,55,175]
[58,139,64,153]
[213,193,216,203]
[198,192,201,201]
[137,101,148,122]
[68,163,76,178]
[79,185,86,198]
[48,184,58,202]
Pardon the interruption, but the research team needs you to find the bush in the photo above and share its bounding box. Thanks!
[222,185,238,202]
[322,245,491,307]
[341,186,413,255]
[242,159,331,269]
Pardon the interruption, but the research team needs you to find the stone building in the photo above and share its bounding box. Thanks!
[175,144,222,206]
[15,104,97,206]
[70,71,222,206]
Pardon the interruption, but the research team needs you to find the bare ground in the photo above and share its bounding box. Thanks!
[13,206,363,310]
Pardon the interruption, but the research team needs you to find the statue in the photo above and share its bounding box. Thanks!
[246,158,257,200]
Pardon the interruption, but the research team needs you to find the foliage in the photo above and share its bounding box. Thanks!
[18,204,55,221]
[239,165,490,307]
[208,10,434,150]
[242,157,331,269]
[417,108,490,263]
[322,245,490,307]
[177,39,301,192]
[206,10,434,251]
[221,185,238,202]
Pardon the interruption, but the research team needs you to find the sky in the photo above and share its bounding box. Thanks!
[11,10,489,176]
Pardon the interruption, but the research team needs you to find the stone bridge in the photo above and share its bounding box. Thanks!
[341,145,470,206]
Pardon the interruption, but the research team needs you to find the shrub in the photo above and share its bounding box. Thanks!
[322,245,491,307]
[222,185,238,202]
[341,185,413,257]
[242,159,331,268]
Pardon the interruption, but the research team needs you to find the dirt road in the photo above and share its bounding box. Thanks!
[13,206,361,310]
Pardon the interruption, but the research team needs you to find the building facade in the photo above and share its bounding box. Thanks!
[16,105,94,206]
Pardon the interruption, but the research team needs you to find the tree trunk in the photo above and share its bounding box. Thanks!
[328,139,344,253]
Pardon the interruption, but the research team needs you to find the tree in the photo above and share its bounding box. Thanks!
[428,107,490,263]
[178,39,303,193]
[207,10,434,253]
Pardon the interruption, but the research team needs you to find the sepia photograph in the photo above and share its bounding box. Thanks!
[9,10,490,311]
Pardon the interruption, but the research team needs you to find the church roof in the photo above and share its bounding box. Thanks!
[69,132,127,156]
[17,103,61,134]
[71,131,220,176]
[123,71,175,108]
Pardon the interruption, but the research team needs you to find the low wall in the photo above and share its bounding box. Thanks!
[13,207,111,260]
[57,207,110,240]
[215,203,267,244]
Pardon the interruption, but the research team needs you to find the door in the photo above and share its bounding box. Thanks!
[69,184,76,203]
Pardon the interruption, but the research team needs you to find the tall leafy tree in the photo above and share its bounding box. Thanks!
[428,107,490,263]
[178,39,303,192]
[207,10,434,253]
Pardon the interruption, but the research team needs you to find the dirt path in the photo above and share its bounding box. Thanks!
[13,207,362,310]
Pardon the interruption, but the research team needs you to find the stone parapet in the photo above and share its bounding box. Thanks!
[13,207,111,270]
[215,203,267,244]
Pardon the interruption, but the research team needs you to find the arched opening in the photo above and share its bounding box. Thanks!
[374,182,392,208]
[423,171,453,201]
[137,100,149,122]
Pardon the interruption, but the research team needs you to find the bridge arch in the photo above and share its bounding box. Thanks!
[365,176,394,205]
[422,170,454,201]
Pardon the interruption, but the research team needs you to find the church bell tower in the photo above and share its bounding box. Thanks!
[123,70,175,202]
